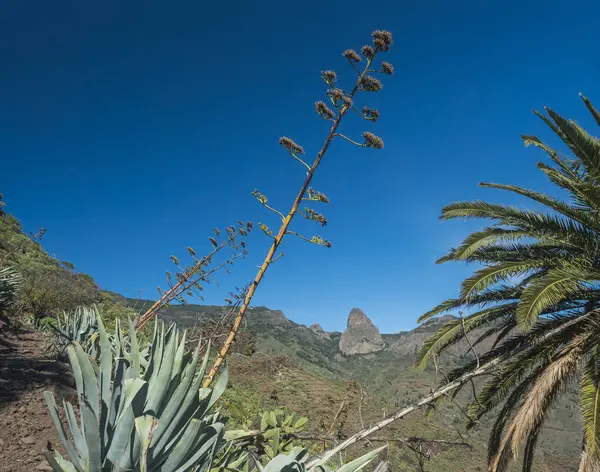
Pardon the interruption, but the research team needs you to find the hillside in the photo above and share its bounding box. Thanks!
[128,299,582,471]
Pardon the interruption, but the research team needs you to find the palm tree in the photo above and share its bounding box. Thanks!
[417,94,600,472]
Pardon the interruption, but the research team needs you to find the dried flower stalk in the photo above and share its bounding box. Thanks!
[202,30,394,387]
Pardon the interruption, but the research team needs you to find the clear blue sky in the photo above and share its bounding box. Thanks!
[2,0,599,332]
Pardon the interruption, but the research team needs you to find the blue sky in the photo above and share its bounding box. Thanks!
[2,0,599,332]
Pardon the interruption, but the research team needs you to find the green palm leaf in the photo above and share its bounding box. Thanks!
[424,94,600,470]
[516,268,592,328]
[581,348,600,461]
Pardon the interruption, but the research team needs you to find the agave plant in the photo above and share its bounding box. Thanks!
[418,95,600,470]
[260,446,385,472]
[218,445,385,472]
[0,266,20,312]
[44,314,228,471]
[48,306,99,357]
[45,309,384,472]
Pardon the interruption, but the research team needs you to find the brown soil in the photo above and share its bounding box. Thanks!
[0,329,73,472]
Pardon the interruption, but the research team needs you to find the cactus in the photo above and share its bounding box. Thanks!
[44,314,228,471]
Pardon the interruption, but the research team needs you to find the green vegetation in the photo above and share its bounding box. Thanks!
[43,309,385,471]
[5,25,600,472]
[0,204,98,323]
[0,266,21,314]
[419,96,600,470]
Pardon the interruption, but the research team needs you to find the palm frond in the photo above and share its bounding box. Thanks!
[516,268,592,328]
[522,134,581,179]
[545,107,600,178]
[436,227,532,264]
[416,303,516,369]
[580,94,600,129]
[537,162,600,212]
[581,347,600,461]
[459,263,538,300]
[418,285,519,323]
[479,182,600,231]
[489,335,586,470]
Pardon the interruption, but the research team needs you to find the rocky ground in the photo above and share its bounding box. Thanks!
[0,328,72,472]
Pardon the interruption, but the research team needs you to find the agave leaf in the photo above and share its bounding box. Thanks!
[223,429,255,441]
[162,347,210,453]
[207,363,229,412]
[64,400,87,460]
[135,415,158,472]
[70,342,100,421]
[44,451,78,472]
[96,314,113,456]
[158,418,204,472]
[334,446,386,472]
[146,323,177,414]
[80,396,102,472]
[150,342,202,454]
[106,378,147,464]
[172,329,187,381]
[263,454,300,472]
[43,392,84,471]
[171,423,225,472]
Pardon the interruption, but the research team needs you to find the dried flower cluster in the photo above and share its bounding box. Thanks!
[252,189,268,204]
[305,208,328,226]
[343,49,361,63]
[314,101,335,120]
[310,236,332,248]
[372,30,393,51]
[306,187,330,203]
[361,45,375,59]
[362,106,380,122]
[279,136,304,154]
[360,76,383,92]
[327,89,352,107]
[259,223,273,237]
[321,70,337,85]
[381,61,394,75]
[363,131,384,149]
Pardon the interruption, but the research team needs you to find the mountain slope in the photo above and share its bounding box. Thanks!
[128,299,582,471]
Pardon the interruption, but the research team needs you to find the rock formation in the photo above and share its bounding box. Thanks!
[309,323,331,340]
[339,308,385,356]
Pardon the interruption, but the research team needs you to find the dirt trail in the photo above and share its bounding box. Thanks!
[0,329,72,471]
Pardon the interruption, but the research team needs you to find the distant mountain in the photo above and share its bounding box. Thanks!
[125,299,582,470]
[339,308,386,356]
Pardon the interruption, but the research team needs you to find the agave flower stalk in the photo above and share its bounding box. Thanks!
[135,221,251,331]
[203,30,394,387]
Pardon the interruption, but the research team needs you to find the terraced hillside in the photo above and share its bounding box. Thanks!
[125,299,583,471]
